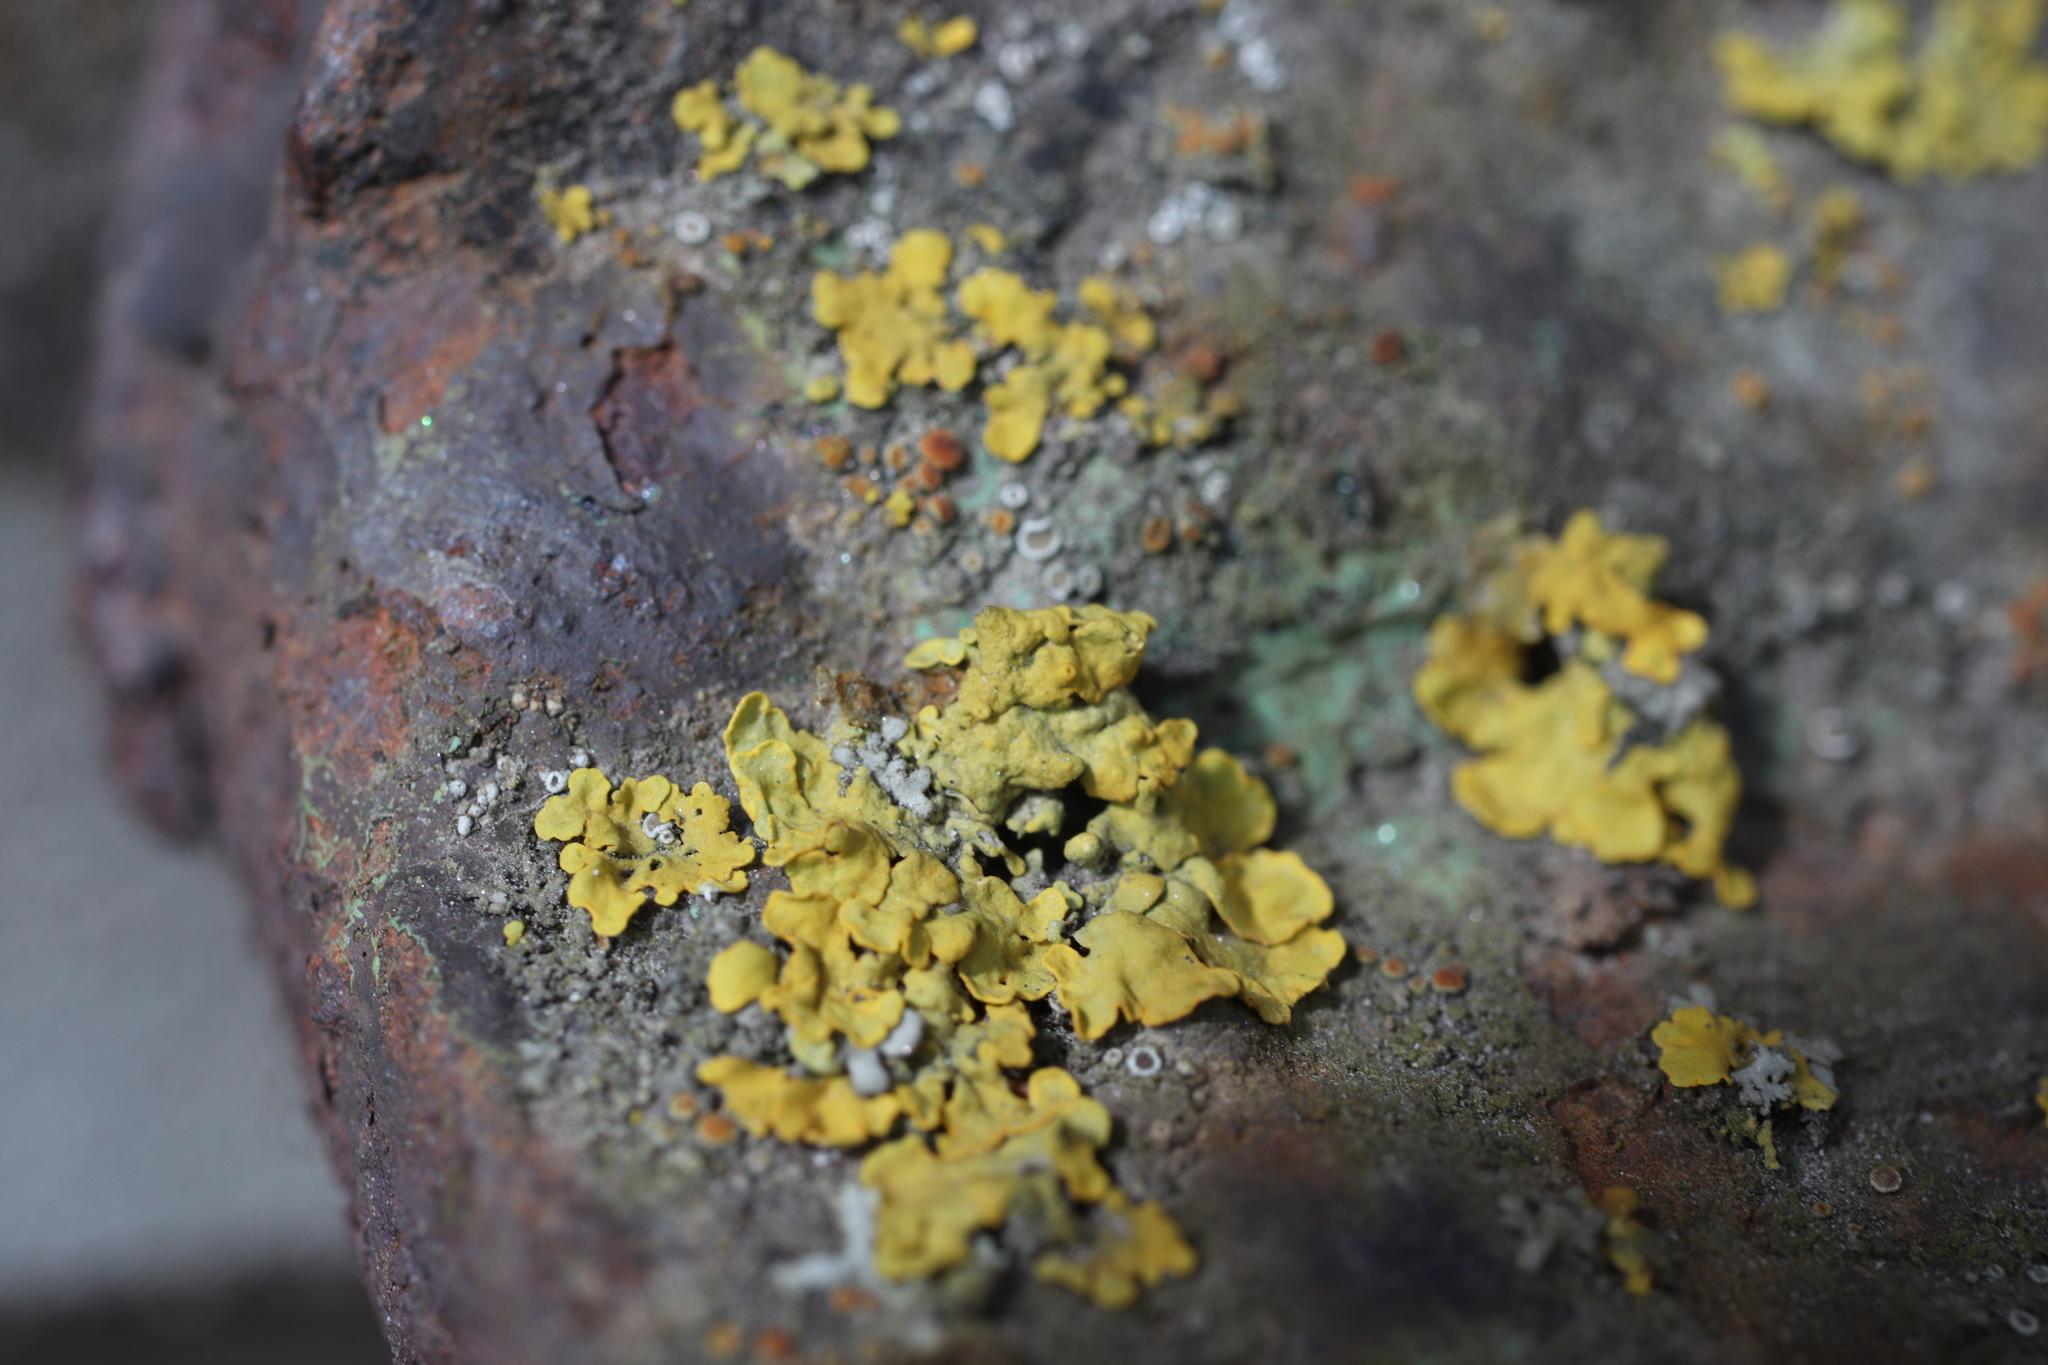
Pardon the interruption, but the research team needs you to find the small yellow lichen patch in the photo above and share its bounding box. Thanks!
[899,15,979,58]
[1032,1190,1200,1310]
[810,237,1154,460]
[1716,243,1794,314]
[672,80,756,179]
[1414,512,1755,906]
[669,47,899,187]
[537,183,604,243]
[1597,1186,1655,1297]
[964,222,1007,255]
[904,635,970,670]
[813,230,977,408]
[1809,185,1865,288]
[694,605,1339,1306]
[502,919,526,946]
[1651,1006,1747,1087]
[958,270,1145,462]
[1716,0,1914,167]
[697,1056,902,1146]
[707,941,780,1012]
[533,769,755,936]
[1711,125,1793,210]
[1041,912,1241,1039]
[1716,0,2048,181]
[1651,1004,1839,1160]
[1118,365,1241,450]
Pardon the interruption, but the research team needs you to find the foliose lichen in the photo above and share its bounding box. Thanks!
[694,605,1345,1305]
[1716,0,2048,181]
[671,47,901,189]
[1413,511,1757,907]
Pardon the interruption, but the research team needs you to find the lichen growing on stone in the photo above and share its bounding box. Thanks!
[1715,0,2048,181]
[809,231,1156,462]
[1597,1186,1655,1297]
[1413,511,1756,907]
[1652,1005,1839,1167]
[898,14,979,59]
[670,47,901,189]
[537,183,604,243]
[956,269,1145,462]
[812,230,977,409]
[1715,243,1794,314]
[533,770,755,936]
[694,606,1344,1305]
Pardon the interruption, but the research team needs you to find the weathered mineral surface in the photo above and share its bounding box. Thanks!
[82,1,2048,1361]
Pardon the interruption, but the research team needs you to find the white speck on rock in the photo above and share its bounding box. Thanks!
[974,82,1015,132]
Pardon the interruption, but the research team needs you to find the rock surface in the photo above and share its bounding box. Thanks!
[82,1,2048,1361]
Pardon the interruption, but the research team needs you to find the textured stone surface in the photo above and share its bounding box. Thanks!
[81,2,2048,1362]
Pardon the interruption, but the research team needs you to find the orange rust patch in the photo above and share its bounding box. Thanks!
[1947,1103,2048,1179]
[336,271,497,434]
[278,593,433,790]
[1349,174,1402,206]
[828,1285,878,1314]
[2007,579,2048,683]
[752,1326,798,1360]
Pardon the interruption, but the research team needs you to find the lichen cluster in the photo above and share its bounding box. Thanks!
[1716,0,2048,181]
[671,47,901,189]
[536,183,604,244]
[896,14,979,59]
[1413,511,1756,907]
[810,232,1173,463]
[1715,242,1794,314]
[1652,1005,1840,1167]
[534,773,755,936]
[687,606,1344,1306]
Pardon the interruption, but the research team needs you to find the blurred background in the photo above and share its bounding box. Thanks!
[0,2,387,1359]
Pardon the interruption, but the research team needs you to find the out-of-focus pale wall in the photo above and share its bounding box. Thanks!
[0,0,372,1333]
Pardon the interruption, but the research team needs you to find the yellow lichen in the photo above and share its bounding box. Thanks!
[1650,1006,1747,1087]
[1414,512,1756,907]
[1032,1191,1200,1309]
[671,80,756,180]
[812,230,977,409]
[537,183,604,243]
[899,15,979,58]
[964,222,1008,255]
[669,47,899,187]
[1041,912,1241,1038]
[534,770,755,936]
[707,940,780,1012]
[904,635,970,670]
[1716,243,1794,314]
[1716,0,2048,181]
[1651,1005,1840,1157]
[693,606,1343,1305]
[1597,1186,1655,1297]
[1118,368,1241,450]
[1809,185,1865,288]
[809,236,1154,461]
[958,271,1141,462]
[696,1056,902,1145]
[1711,125,1792,210]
